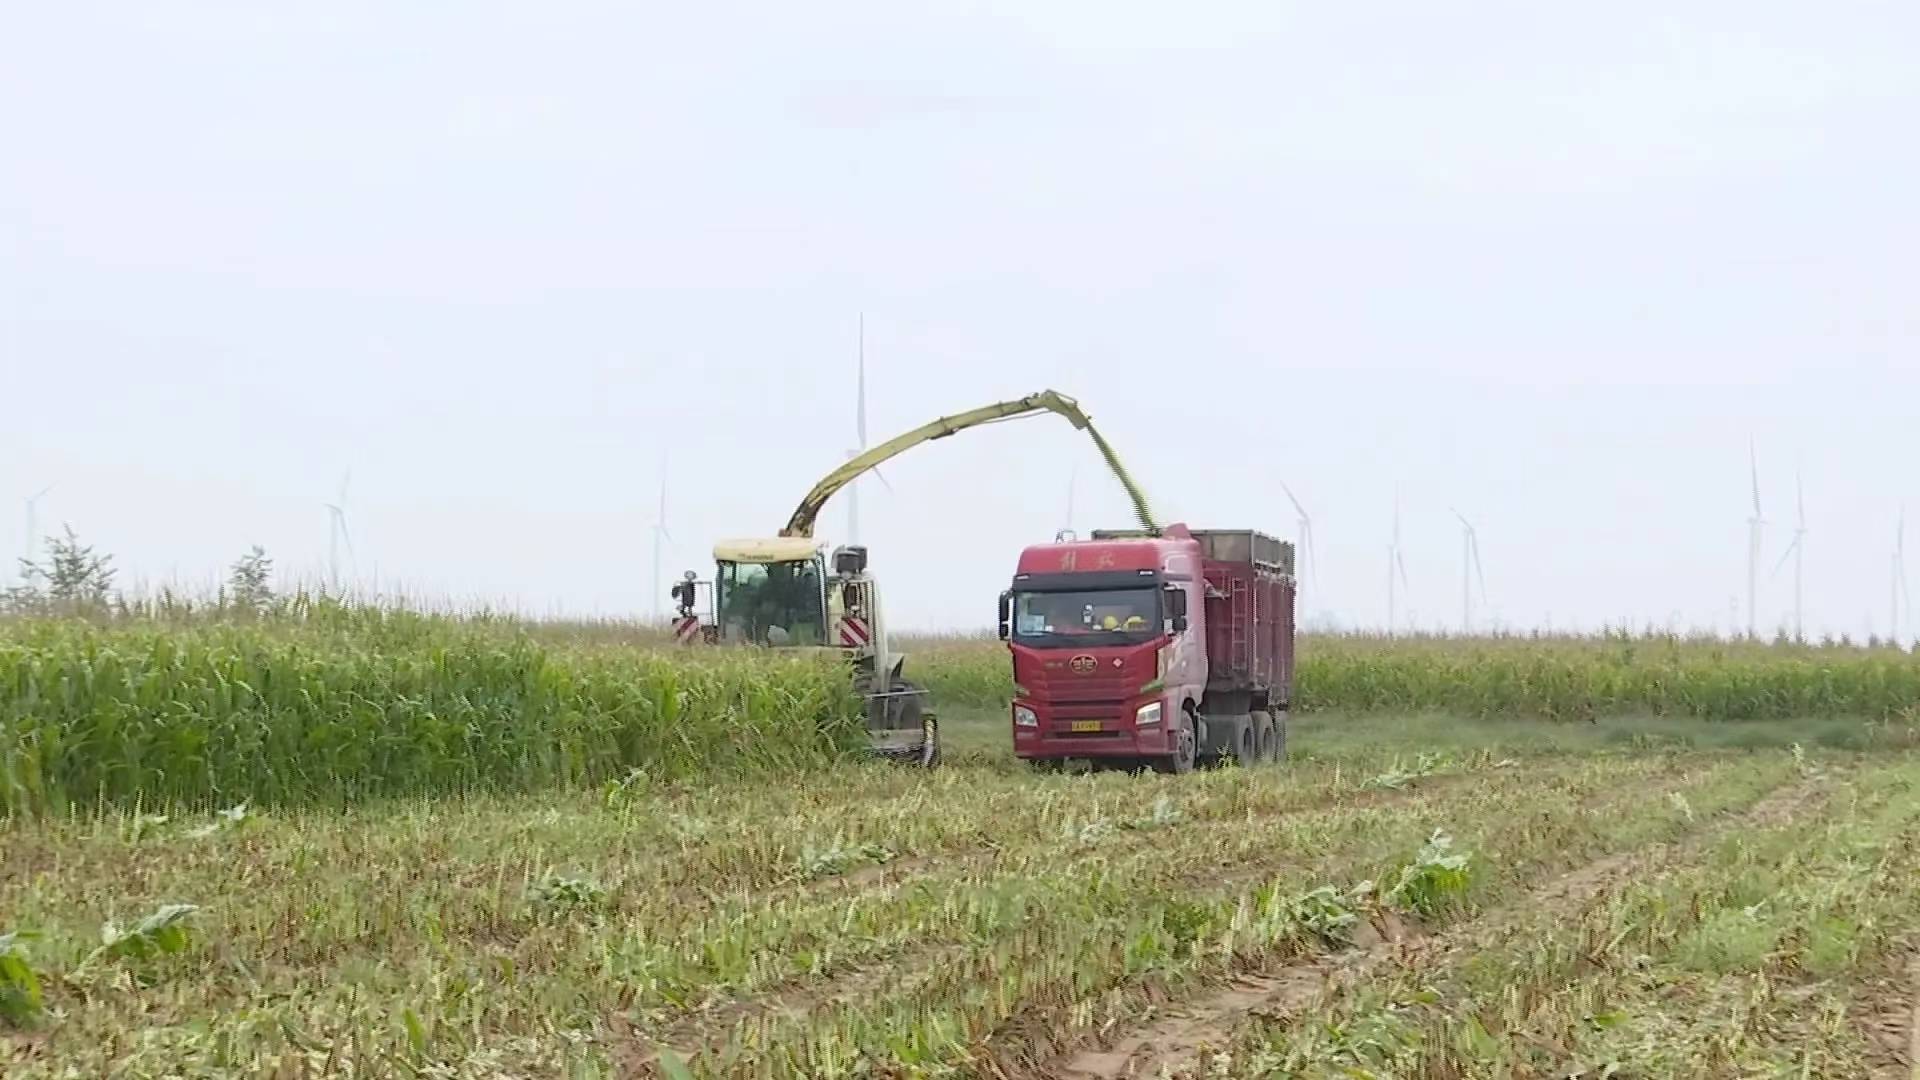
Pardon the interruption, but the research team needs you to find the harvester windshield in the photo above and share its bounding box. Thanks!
[716,558,827,646]
[1012,587,1160,646]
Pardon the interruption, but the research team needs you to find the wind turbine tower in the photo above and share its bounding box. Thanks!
[1896,509,1911,644]
[1451,508,1486,633]
[1772,474,1806,640]
[651,461,673,621]
[1058,467,1077,541]
[1387,492,1409,636]
[847,315,867,545]
[1745,443,1765,639]
[1279,481,1317,597]
[21,486,51,577]
[325,472,353,595]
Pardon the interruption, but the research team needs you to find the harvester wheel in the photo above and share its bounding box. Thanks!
[884,682,940,768]
[879,680,940,764]
[917,713,941,768]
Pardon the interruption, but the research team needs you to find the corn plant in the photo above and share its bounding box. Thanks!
[1384,829,1474,916]
[0,930,43,1027]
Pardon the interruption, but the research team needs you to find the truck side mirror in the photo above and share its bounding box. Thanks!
[1165,585,1188,633]
[997,591,1012,640]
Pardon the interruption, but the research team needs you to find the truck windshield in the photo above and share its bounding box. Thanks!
[1012,588,1160,647]
[718,559,826,646]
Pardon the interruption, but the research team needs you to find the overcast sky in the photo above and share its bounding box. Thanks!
[4,2,1917,639]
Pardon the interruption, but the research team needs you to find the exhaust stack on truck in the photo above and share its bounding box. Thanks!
[999,524,1296,773]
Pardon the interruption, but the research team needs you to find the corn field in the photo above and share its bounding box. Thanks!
[907,632,1920,721]
[0,604,864,814]
[6,607,1920,814]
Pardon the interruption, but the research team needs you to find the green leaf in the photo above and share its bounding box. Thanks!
[402,1007,428,1055]
[657,1048,697,1080]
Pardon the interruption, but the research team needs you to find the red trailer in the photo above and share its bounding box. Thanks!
[998,523,1296,773]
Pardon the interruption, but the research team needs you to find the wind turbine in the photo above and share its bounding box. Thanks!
[1895,508,1911,644]
[1386,491,1409,636]
[1744,442,1765,639]
[1770,472,1806,640]
[651,458,673,622]
[325,472,354,595]
[21,486,51,577]
[1279,481,1317,592]
[1450,508,1486,633]
[845,314,893,546]
[1056,466,1077,541]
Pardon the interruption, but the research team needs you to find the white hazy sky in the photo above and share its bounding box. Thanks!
[4,2,1917,638]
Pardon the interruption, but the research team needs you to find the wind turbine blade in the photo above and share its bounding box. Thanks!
[1395,549,1409,589]
[659,523,675,544]
[1306,522,1319,586]
[1279,481,1308,520]
[1796,471,1805,529]
[1748,441,1761,517]
[870,464,895,494]
[1470,533,1487,599]
[1771,538,1798,577]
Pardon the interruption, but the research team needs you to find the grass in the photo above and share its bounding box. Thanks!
[1216,754,1920,1078]
[7,710,1914,1078]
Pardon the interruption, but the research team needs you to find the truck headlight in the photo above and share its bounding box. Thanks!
[1014,705,1038,728]
[1135,702,1163,727]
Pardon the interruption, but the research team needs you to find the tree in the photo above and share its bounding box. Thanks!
[6,526,117,612]
[227,546,274,612]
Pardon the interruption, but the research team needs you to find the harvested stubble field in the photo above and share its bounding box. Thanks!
[5,609,1920,1078]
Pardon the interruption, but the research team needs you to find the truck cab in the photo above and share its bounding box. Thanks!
[1000,523,1295,773]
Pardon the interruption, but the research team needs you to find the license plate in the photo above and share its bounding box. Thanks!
[1070,720,1103,733]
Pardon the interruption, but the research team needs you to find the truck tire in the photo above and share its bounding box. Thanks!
[1026,757,1065,774]
[1253,711,1276,765]
[1232,717,1260,768]
[1151,727,1196,775]
[1268,710,1289,763]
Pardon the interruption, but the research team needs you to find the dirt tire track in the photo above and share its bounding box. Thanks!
[1054,769,1829,1080]
[1855,941,1920,1079]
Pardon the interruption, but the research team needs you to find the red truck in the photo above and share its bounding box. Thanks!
[997,524,1296,773]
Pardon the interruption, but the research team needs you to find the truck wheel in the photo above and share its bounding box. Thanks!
[1231,718,1259,768]
[1253,711,1276,765]
[1270,710,1289,763]
[1152,728,1196,775]
[1026,758,1065,774]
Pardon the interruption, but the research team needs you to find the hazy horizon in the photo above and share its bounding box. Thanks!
[5,3,1917,639]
